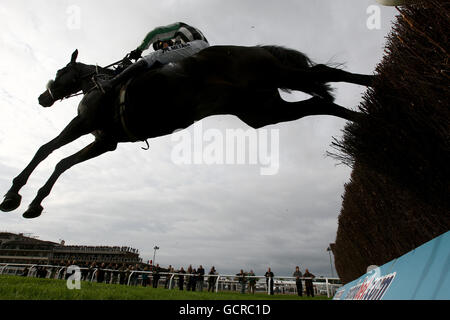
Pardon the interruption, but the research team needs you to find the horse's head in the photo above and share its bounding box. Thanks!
[38,50,83,107]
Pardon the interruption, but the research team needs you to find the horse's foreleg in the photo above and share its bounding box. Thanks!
[0,116,93,212]
[22,139,117,219]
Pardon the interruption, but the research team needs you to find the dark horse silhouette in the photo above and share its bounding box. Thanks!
[0,45,373,219]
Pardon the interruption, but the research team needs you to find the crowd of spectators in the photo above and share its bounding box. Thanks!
[53,246,139,253]
[17,260,317,296]
[233,266,316,296]
[19,260,214,290]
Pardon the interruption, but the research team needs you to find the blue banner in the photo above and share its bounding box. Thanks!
[334,231,450,300]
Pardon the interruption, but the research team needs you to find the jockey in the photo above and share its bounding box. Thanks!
[98,22,209,93]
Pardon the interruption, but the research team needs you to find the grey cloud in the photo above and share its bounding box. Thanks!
[0,0,397,277]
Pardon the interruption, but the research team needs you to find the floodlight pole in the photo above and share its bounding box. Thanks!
[153,246,160,266]
[327,246,334,278]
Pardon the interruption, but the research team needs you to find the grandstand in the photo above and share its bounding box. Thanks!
[0,232,142,265]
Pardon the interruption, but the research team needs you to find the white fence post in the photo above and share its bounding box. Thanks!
[0,264,9,275]
[267,277,273,295]
[91,268,98,282]
[169,273,175,289]
[326,278,330,298]
[127,271,135,286]
[215,275,220,293]
[28,265,37,277]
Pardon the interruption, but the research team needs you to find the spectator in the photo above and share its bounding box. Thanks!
[21,267,29,277]
[105,263,112,284]
[142,266,150,287]
[112,264,120,284]
[88,262,97,282]
[64,261,72,280]
[130,264,140,286]
[208,266,217,292]
[119,263,127,285]
[81,262,89,281]
[34,266,41,278]
[293,266,303,297]
[178,267,186,290]
[36,266,47,278]
[303,269,315,297]
[125,265,133,285]
[247,270,256,294]
[236,269,247,294]
[265,267,274,295]
[153,264,161,288]
[186,265,193,291]
[97,263,106,283]
[197,265,205,291]
[190,268,197,291]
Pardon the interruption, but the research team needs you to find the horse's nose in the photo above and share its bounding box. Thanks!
[38,91,55,107]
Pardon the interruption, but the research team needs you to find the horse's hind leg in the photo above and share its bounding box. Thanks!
[274,64,374,100]
[23,138,117,219]
[0,116,93,212]
[236,92,361,129]
[305,64,375,87]
[272,96,362,123]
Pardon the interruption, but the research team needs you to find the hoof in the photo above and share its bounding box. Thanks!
[0,192,22,212]
[23,205,43,219]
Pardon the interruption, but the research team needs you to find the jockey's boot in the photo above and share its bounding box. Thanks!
[96,60,148,94]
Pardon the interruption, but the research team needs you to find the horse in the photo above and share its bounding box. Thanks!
[0,45,374,219]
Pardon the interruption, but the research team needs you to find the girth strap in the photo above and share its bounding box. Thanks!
[119,80,150,150]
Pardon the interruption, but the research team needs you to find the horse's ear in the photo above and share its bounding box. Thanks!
[71,49,79,64]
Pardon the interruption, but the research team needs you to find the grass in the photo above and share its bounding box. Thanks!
[0,275,330,300]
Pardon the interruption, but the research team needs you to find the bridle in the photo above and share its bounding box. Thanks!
[46,68,94,102]
[47,57,127,101]
[45,56,151,150]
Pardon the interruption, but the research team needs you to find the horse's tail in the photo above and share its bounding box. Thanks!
[260,45,334,100]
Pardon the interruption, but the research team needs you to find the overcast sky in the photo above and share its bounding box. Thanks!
[0,0,397,278]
